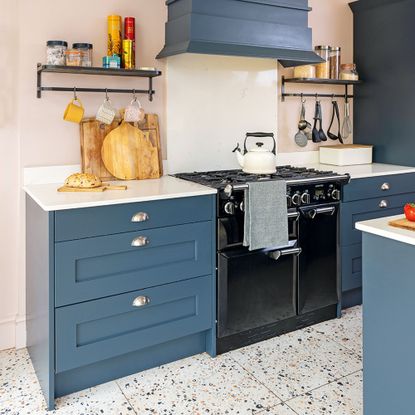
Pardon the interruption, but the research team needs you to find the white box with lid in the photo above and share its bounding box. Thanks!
[319,144,373,166]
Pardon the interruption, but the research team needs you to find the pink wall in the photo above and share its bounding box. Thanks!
[278,0,354,152]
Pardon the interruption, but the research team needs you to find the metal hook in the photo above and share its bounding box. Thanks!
[301,93,306,104]
[73,87,77,100]
[315,93,318,101]
[105,88,109,101]
[132,89,137,101]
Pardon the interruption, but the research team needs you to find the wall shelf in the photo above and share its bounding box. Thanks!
[36,64,162,101]
[281,76,362,102]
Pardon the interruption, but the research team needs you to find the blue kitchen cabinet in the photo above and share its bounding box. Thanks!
[26,194,217,410]
[340,173,415,308]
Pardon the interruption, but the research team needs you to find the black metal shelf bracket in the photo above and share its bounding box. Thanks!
[281,76,360,102]
[36,63,162,101]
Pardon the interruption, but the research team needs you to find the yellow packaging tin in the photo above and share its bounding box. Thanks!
[122,39,134,69]
[107,15,122,56]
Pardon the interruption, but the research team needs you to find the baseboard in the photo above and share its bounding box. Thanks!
[0,316,27,351]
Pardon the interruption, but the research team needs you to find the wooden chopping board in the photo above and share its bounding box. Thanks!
[389,217,415,231]
[80,114,163,180]
[101,121,160,180]
[58,184,127,192]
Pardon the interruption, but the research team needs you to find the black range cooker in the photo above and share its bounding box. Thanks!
[174,167,350,354]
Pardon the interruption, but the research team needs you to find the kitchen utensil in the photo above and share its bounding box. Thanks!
[295,130,308,147]
[96,91,117,125]
[57,183,127,192]
[298,99,308,131]
[327,100,343,143]
[63,90,84,123]
[317,100,327,142]
[101,121,160,180]
[295,99,309,147]
[341,100,352,139]
[389,217,415,232]
[312,100,321,143]
[233,132,277,174]
[124,96,145,123]
[80,114,163,180]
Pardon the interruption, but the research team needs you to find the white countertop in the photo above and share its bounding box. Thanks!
[292,162,415,179]
[356,215,415,246]
[24,176,217,211]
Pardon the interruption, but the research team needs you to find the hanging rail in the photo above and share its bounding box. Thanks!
[36,64,162,101]
[281,75,361,102]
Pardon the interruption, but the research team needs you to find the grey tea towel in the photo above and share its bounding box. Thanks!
[243,180,289,251]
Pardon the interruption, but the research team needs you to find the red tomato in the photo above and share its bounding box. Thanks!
[404,203,415,222]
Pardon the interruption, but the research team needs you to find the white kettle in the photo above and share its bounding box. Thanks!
[233,132,277,174]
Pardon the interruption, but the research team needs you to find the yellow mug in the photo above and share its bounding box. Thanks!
[63,98,84,123]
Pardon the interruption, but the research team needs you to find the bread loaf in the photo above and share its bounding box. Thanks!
[64,173,102,188]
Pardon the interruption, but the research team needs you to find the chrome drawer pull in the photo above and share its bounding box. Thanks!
[132,296,151,307]
[381,183,390,191]
[131,236,150,247]
[379,200,389,208]
[268,247,302,261]
[131,212,149,223]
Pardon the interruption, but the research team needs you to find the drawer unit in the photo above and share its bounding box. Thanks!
[342,173,415,202]
[55,195,213,242]
[341,244,362,292]
[340,192,415,246]
[55,275,213,373]
[55,221,213,307]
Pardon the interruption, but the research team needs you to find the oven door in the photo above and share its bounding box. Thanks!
[298,203,339,315]
[217,244,300,339]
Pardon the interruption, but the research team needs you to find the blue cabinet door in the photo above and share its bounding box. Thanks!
[55,222,213,307]
[55,275,213,373]
[341,244,362,292]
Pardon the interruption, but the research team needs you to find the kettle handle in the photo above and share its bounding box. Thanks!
[244,132,276,155]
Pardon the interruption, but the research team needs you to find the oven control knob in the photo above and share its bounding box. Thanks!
[224,202,236,215]
[331,189,341,201]
[301,192,311,205]
[291,193,301,206]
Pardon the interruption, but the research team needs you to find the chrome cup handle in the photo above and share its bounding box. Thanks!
[132,296,151,307]
[131,212,149,223]
[131,236,150,247]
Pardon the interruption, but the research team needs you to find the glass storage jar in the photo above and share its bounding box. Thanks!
[340,63,359,81]
[73,43,93,67]
[65,49,82,66]
[46,40,67,65]
[315,46,330,79]
[293,64,316,79]
[330,47,341,79]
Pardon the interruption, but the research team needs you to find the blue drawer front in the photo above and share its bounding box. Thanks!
[343,173,415,202]
[55,275,213,373]
[341,244,362,292]
[55,195,214,242]
[340,192,415,246]
[55,221,213,306]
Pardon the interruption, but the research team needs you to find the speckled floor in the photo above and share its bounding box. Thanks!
[0,306,362,415]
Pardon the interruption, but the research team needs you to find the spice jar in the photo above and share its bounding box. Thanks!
[314,46,330,79]
[330,47,341,79]
[46,40,67,65]
[65,49,82,66]
[73,43,93,67]
[340,64,359,81]
[293,64,316,79]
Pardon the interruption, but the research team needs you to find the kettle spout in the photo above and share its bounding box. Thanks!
[232,143,244,168]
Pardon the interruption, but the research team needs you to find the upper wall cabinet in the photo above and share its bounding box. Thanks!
[157,0,323,67]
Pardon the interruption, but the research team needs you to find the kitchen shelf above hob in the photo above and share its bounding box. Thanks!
[281,76,362,102]
[36,64,162,101]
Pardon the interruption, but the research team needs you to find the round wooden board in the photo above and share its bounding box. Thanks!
[101,122,144,180]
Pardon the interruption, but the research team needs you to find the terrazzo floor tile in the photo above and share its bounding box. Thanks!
[286,371,363,415]
[312,306,362,356]
[229,327,362,402]
[1,380,136,415]
[117,353,281,414]
[259,403,298,415]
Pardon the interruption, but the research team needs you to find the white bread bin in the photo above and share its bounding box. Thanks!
[319,144,373,166]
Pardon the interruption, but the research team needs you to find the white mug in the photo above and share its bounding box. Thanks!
[96,98,117,125]
[124,98,145,123]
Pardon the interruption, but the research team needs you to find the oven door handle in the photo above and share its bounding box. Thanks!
[287,211,300,220]
[268,247,302,261]
[306,206,336,219]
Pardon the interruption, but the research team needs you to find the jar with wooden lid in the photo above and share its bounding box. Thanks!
[315,46,330,79]
[340,64,359,81]
[330,47,341,79]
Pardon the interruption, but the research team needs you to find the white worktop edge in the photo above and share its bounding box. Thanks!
[356,215,415,246]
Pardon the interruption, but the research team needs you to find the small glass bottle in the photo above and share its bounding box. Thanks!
[330,47,341,79]
[340,64,359,81]
[314,46,331,79]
